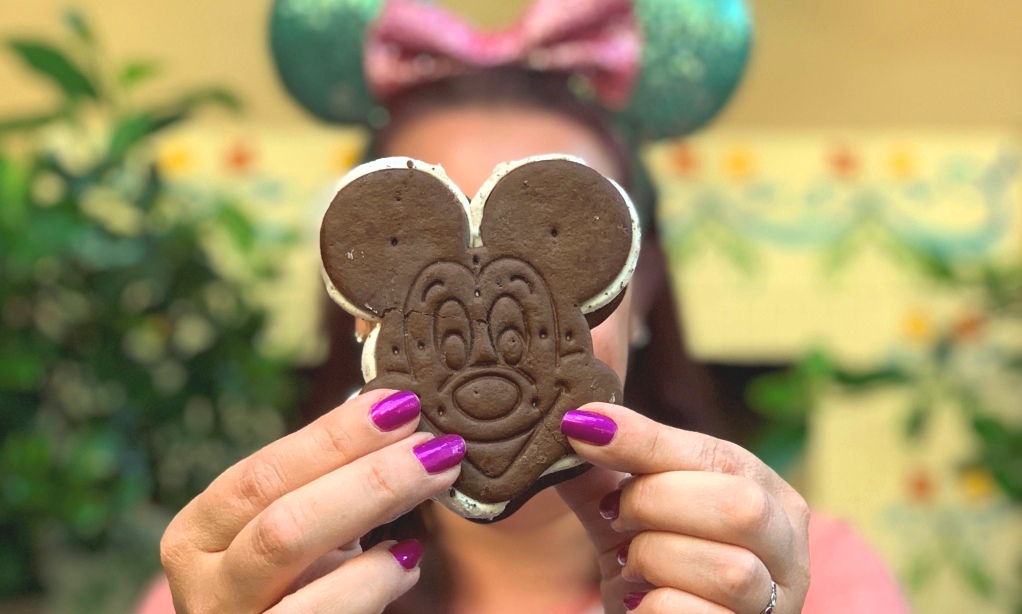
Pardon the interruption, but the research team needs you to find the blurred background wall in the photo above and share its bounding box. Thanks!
[3,0,1022,129]
[1,1,1020,613]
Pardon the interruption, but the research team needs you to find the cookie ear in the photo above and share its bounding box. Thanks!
[321,158,471,319]
[477,158,639,324]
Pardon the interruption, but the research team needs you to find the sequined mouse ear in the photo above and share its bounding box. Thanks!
[269,0,386,125]
[616,0,752,140]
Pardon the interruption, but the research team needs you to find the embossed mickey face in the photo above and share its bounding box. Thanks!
[401,256,561,444]
[321,156,639,507]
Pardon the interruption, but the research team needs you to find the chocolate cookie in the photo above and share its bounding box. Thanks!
[321,156,640,521]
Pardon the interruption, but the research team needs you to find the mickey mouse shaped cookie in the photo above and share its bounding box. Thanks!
[321,155,640,522]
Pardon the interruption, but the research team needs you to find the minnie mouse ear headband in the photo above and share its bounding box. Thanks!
[269,0,752,141]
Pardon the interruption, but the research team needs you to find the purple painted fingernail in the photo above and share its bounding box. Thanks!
[370,391,420,431]
[599,490,621,520]
[560,410,617,445]
[413,434,466,474]
[623,591,646,611]
[389,539,423,570]
[616,543,629,566]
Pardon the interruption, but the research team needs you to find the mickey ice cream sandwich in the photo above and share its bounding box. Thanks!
[321,155,640,522]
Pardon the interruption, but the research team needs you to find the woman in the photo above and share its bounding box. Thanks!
[144,1,911,612]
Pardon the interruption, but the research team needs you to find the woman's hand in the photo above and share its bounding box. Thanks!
[556,404,810,614]
[160,389,465,613]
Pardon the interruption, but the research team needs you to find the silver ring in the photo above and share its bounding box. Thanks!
[761,581,778,614]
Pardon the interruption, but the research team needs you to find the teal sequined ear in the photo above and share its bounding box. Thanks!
[270,0,386,124]
[616,0,752,140]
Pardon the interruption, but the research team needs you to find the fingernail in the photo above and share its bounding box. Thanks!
[389,539,423,570]
[560,410,617,445]
[370,391,420,431]
[599,490,621,520]
[616,543,629,566]
[413,434,466,474]
[623,591,646,611]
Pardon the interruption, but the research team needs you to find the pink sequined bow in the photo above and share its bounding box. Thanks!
[364,0,641,109]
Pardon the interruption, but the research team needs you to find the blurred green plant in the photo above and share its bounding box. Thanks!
[747,254,1022,607]
[747,258,1021,496]
[0,10,298,602]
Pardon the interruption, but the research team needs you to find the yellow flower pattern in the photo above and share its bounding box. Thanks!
[157,142,195,176]
[723,146,755,180]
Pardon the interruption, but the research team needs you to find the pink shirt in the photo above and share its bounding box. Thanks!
[137,513,910,613]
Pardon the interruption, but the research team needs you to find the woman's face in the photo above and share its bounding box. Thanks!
[379,104,633,383]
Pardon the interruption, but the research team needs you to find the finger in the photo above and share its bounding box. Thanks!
[599,573,655,613]
[179,389,421,551]
[561,404,810,548]
[288,540,363,592]
[624,587,732,613]
[265,540,422,614]
[561,404,785,492]
[615,531,772,613]
[555,465,635,560]
[223,432,463,608]
[612,472,797,585]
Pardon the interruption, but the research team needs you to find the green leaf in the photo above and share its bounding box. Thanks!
[0,529,37,595]
[746,372,813,422]
[912,248,957,283]
[831,364,913,387]
[821,230,859,275]
[0,111,62,136]
[0,156,30,229]
[970,413,1022,502]
[0,351,46,391]
[184,87,243,113]
[1004,353,1022,372]
[1,431,53,472]
[953,550,996,598]
[6,39,98,100]
[904,401,930,440]
[972,415,1010,447]
[110,88,243,154]
[216,205,255,252]
[134,163,162,211]
[64,9,94,44]
[108,113,155,160]
[106,88,241,160]
[749,423,807,476]
[904,552,938,592]
[932,335,953,366]
[116,60,160,90]
[714,228,759,276]
[985,459,1022,502]
[800,350,836,379]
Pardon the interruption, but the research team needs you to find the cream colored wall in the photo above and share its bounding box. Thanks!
[3,3,1020,611]
[2,0,1021,129]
